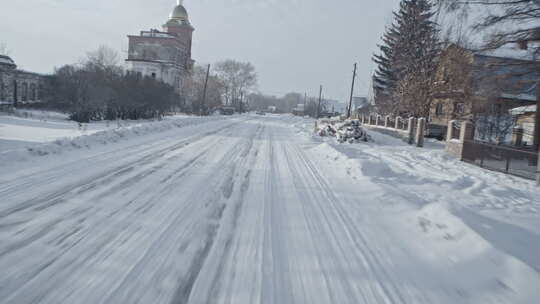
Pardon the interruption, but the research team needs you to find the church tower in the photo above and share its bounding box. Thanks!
[125,0,195,93]
[163,0,194,68]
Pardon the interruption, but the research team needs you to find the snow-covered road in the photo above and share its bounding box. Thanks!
[1,115,539,303]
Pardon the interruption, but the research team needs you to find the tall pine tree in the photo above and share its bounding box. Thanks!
[372,0,440,115]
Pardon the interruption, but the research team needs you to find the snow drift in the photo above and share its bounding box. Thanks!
[0,116,225,166]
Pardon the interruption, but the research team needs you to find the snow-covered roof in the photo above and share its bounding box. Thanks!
[472,54,538,101]
[0,55,16,67]
[509,104,536,115]
[501,93,536,102]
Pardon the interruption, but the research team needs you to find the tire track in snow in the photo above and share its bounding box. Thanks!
[0,119,258,303]
[169,123,264,304]
[0,118,248,204]
[0,119,247,222]
[185,123,264,304]
[289,143,414,303]
[0,122,243,262]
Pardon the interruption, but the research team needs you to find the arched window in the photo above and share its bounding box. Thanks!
[435,103,444,116]
[22,83,28,102]
[38,84,43,100]
[30,83,36,101]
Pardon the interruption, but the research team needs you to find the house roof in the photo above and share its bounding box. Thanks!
[509,104,536,115]
[472,54,538,102]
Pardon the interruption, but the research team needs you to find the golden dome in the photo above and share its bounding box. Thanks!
[169,0,189,22]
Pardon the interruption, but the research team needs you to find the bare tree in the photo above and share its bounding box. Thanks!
[437,0,540,53]
[45,45,178,122]
[214,60,257,112]
[184,65,224,114]
[85,45,123,77]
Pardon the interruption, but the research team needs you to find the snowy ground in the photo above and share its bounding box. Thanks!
[0,110,190,154]
[0,110,107,152]
[0,114,539,303]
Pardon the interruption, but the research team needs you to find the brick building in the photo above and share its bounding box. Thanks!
[429,45,538,138]
[125,0,194,94]
[0,55,43,109]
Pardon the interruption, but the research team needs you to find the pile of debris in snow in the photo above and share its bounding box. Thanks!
[316,119,371,143]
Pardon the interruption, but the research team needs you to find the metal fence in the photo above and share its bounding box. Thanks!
[377,117,385,127]
[462,140,539,180]
[388,118,396,128]
[401,119,409,131]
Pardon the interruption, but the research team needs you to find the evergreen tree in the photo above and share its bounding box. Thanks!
[372,0,440,115]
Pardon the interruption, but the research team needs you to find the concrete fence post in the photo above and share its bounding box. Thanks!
[384,116,390,128]
[395,116,401,129]
[416,118,426,147]
[407,117,416,145]
[447,120,456,141]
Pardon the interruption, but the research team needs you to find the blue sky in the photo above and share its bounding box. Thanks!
[1,0,402,101]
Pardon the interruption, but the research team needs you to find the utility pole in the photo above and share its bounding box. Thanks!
[347,63,357,119]
[201,64,210,116]
[304,92,307,116]
[534,87,540,186]
[317,85,323,119]
[240,91,244,113]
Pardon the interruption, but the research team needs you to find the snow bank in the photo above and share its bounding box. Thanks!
[0,110,110,152]
[0,116,224,166]
[305,115,540,270]
[304,130,540,301]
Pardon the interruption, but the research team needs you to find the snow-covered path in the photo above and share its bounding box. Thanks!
[1,115,539,304]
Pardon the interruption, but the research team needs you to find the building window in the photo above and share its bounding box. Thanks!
[454,102,465,115]
[30,83,36,101]
[13,81,17,102]
[38,84,44,100]
[435,103,444,116]
[22,83,28,102]
[0,81,4,101]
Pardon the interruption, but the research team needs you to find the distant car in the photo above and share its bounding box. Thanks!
[256,111,266,116]
[220,107,235,115]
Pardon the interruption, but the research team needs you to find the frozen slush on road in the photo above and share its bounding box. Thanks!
[0,114,539,304]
